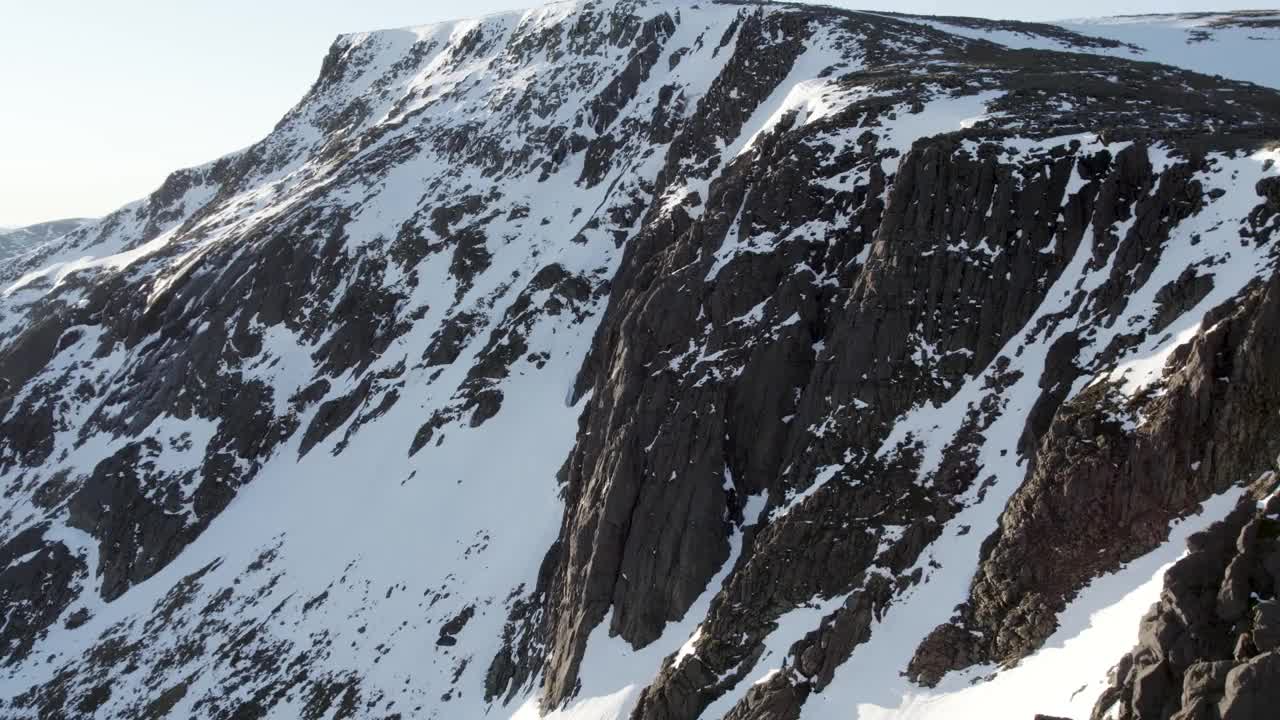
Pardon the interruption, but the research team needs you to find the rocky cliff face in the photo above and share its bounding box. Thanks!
[0,3,1278,720]
[1090,480,1280,720]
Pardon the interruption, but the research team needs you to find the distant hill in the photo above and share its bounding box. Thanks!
[0,218,93,261]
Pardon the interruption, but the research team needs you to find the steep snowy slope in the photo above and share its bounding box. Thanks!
[1,2,1279,720]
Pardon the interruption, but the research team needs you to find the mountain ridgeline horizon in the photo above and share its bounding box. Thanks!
[1,3,1279,719]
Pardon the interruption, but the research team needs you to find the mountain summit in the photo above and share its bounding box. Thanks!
[1,3,1279,719]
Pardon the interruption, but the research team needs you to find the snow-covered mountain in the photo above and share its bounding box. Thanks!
[0,219,93,263]
[1,3,1279,719]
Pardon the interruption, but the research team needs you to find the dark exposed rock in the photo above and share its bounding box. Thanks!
[588,139,1277,720]
[1152,268,1215,334]
[485,540,561,704]
[1017,330,1084,458]
[67,443,200,602]
[1218,651,1280,719]
[1090,489,1280,720]
[0,524,85,664]
[538,18,827,691]
[424,312,484,367]
[722,669,807,720]
[541,93,1126,716]
[438,605,476,646]
[1181,660,1233,709]
[64,607,91,630]
[1251,602,1280,652]
[912,271,1280,686]
[299,378,374,457]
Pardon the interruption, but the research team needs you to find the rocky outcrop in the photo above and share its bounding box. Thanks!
[1089,482,1280,720]
[66,442,227,602]
[535,67,1280,720]
[910,269,1280,685]
[0,524,85,664]
[536,10,832,706]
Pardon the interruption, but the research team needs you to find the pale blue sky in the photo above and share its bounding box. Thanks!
[0,1,1247,226]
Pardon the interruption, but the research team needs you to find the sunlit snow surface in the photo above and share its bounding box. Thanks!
[1061,13,1280,92]
[0,4,1277,720]
[895,11,1280,92]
